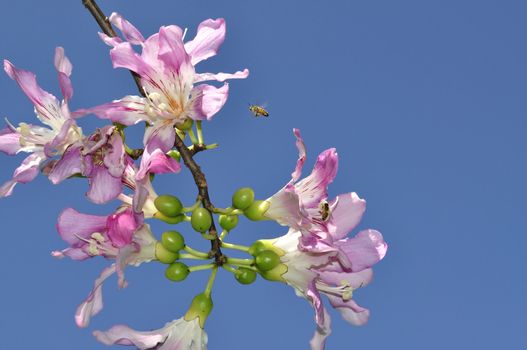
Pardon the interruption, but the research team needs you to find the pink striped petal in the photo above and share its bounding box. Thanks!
[185,18,226,65]
[0,153,44,197]
[192,83,229,120]
[54,47,73,100]
[48,146,83,184]
[335,229,387,271]
[158,25,188,73]
[74,95,148,125]
[86,166,122,204]
[0,128,21,155]
[143,122,175,153]
[291,128,307,182]
[76,265,116,328]
[56,208,107,246]
[327,192,366,240]
[109,12,145,45]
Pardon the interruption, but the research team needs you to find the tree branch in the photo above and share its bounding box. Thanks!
[82,0,224,264]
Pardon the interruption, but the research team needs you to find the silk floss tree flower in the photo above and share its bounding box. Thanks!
[0,47,85,197]
[82,13,249,153]
[52,207,157,328]
[251,129,388,350]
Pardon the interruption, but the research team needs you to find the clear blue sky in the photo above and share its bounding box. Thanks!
[0,1,525,349]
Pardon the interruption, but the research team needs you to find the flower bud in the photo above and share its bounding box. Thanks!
[154,195,183,217]
[153,212,186,225]
[255,250,280,272]
[161,230,185,253]
[244,200,270,221]
[260,263,288,282]
[218,214,238,231]
[191,208,212,233]
[156,242,179,264]
[184,293,213,328]
[235,267,257,285]
[232,187,255,210]
[165,262,190,282]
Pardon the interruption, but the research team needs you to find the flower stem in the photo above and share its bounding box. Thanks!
[183,246,210,259]
[219,230,229,240]
[182,200,201,213]
[204,266,219,297]
[221,242,250,253]
[196,121,204,144]
[179,253,209,260]
[222,264,238,274]
[188,128,199,145]
[226,257,255,266]
[189,264,215,273]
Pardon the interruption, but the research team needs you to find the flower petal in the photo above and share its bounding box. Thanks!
[0,153,44,198]
[104,133,126,178]
[194,68,249,83]
[191,83,229,120]
[0,128,21,155]
[137,147,180,181]
[335,229,387,271]
[326,295,370,326]
[48,146,83,184]
[327,192,366,240]
[185,18,225,65]
[109,12,145,45]
[54,47,73,100]
[76,265,116,328]
[86,166,122,204]
[143,122,175,153]
[291,128,307,182]
[4,60,63,129]
[310,308,331,350]
[74,95,148,125]
[158,25,188,73]
[94,323,166,348]
[109,42,149,76]
[295,148,338,208]
[106,208,141,248]
[56,208,108,247]
[265,184,305,229]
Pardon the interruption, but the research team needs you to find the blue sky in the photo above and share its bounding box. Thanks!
[0,1,526,349]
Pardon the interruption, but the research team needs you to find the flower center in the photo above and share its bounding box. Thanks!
[315,279,354,301]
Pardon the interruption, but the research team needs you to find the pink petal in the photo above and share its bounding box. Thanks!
[184,18,226,65]
[56,208,108,246]
[0,128,21,155]
[335,229,387,271]
[104,133,126,178]
[76,265,116,328]
[54,47,73,100]
[326,295,370,326]
[309,308,331,350]
[94,324,166,348]
[194,68,249,83]
[48,146,83,184]
[4,60,63,128]
[192,83,229,120]
[265,184,306,229]
[0,153,44,197]
[86,166,122,204]
[74,95,148,125]
[319,267,374,289]
[109,42,149,76]
[291,128,307,182]
[109,12,145,45]
[137,147,180,181]
[43,118,77,157]
[143,122,175,153]
[295,148,339,208]
[106,208,141,248]
[157,25,188,73]
[327,192,366,240]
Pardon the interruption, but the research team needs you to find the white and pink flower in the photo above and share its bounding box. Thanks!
[82,13,249,153]
[0,48,84,197]
[53,207,157,327]
[94,317,207,350]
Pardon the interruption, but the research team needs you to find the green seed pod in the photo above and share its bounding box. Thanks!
[184,293,213,328]
[255,250,281,272]
[248,241,267,257]
[156,242,179,264]
[161,231,185,253]
[235,267,257,285]
[218,214,239,231]
[232,187,255,210]
[154,195,183,217]
[244,200,270,221]
[191,208,212,233]
[165,262,190,282]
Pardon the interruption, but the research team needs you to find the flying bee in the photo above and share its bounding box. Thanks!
[319,201,330,221]
[248,104,269,117]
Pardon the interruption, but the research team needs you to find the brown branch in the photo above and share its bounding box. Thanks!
[82,0,224,264]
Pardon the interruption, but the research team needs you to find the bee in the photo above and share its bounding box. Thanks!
[319,201,330,221]
[248,104,269,117]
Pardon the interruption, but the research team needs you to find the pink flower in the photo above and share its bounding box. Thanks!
[261,129,387,349]
[261,228,386,350]
[53,207,157,327]
[82,13,249,152]
[0,48,84,197]
[94,318,207,350]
